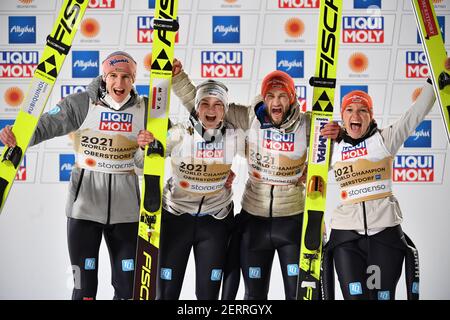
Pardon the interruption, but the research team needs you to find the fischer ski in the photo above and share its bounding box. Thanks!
[0,0,88,214]
[411,0,450,143]
[133,0,179,300]
[297,0,342,300]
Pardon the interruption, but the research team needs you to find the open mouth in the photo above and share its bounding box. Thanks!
[205,115,217,122]
[271,106,283,117]
[113,88,125,96]
[350,121,362,131]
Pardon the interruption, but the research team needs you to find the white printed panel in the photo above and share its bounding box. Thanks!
[198,0,262,10]
[129,0,192,11]
[337,49,391,80]
[50,81,88,109]
[0,82,29,116]
[343,0,399,11]
[393,152,446,184]
[128,48,186,80]
[0,14,54,46]
[1,0,57,11]
[40,152,75,183]
[88,0,125,10]
[193,14,259,45]
[190,49,254,80]
[398,14,450,46]
[262,14,319,46]
[403,0,449,11]
[341,14,396,46]
[15,152,38,184]
[125,14,190,46]
[388,117,448,150]
[335,83,387,116]
[389,83,441,116]
[257,48,314,80]
[73,14,123,46]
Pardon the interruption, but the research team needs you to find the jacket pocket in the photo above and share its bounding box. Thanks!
[73,168,85,203]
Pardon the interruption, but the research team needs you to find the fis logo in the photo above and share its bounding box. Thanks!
[137,16,179,43]
[59,154,75,182]
[342,141,368,160]
[417,16,445,44]
[72,51,99,78]
[88,0,116,8]
[9,16,36,44]
[278,0,319,8]
[353,0,381,9]
[295,85,307,112]
[276,51,304,78]
[16,156,27,181]
[212,16,240,43]
[343,16,384,43]
[341,85,368,104]
[99,112,133,132]
[406,51,428,78]
[263,130,295,152]
[61,85,87,99]
[201,51,243,78]
[393,155,434,182]
[0,51,38,78]
[404,120,432,148]
[196,141,224,158]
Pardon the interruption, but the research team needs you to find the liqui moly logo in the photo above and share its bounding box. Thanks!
[99,112,133,132]
[201,51,243,78]
[88,0,116,8]
[212,16,240,43]
[9,16,36,44]
[16,156,26,181]
[196,142,224,158]
[393,155,434,182]
[0,51,38,78]
[406,51,428,78]
[263,130,295,152]
[61,85,87,99]
[295,85,307,112]
[342,141,368,160]
[137,16,179,43]
[343,16,384,43]
[278,0,319,8]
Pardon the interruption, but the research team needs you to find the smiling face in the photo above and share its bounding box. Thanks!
[197,97,225,129]
[264,89,292,126]
[104,71,134,103]
[342,102,373,139]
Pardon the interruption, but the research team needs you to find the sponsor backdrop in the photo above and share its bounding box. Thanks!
[0,0,449,300]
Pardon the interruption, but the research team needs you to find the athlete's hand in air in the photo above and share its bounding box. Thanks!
[0,125,17,147]
[172,58,183,76]
[137,129,155,149]
[224,170,236,189]
[320,121,341,140]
